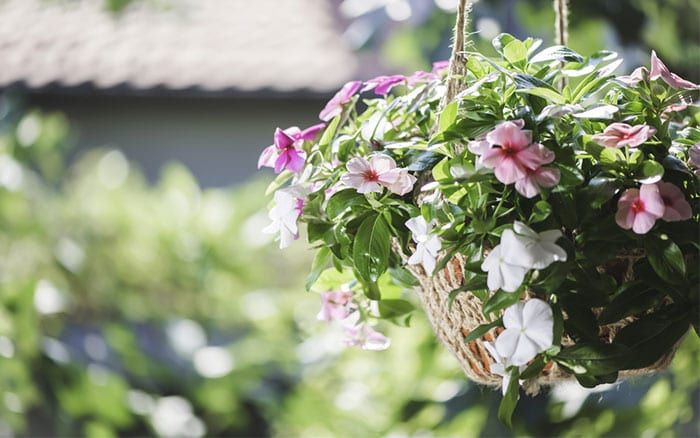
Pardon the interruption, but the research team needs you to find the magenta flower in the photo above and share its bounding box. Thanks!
[258,124,325,173]
[591,123,656,148]
[341,155,414,195]
[317,290,354,322]
[481,121,555,185]
[319,81,362,121]
[362,75,406,96]
[657,181,692,222]
[650,50,698,90]
[615,184,665,234]
[514,166,561,199]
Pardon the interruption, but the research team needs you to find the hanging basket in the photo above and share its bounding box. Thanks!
[259,0,699,425]
[397,0,690,393]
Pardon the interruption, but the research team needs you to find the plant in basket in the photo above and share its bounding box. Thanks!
[257,3,699,427]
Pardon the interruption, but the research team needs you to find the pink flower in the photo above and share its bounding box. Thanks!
[407,70,437,87]
[617,66,648,86]
[340,155,415,195]
[615,184,666,234]
[341,312,390,351]
[362,75,406,96]
[432,60,450,75]
[258,124,326,173]
[514,167,561,198]
[319,81,362,121]
[386,168,417,195]
[657,181,692,222]
[591,123,656,148]
[317,290,354,322]
[650,50,698,90]
[481,121,555,185]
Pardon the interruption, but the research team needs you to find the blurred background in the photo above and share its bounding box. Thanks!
[0,0,698,436]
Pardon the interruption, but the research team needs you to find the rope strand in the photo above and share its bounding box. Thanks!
[554,0,569,46]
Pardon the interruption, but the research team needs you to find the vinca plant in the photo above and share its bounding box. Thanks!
[259,34,699,425]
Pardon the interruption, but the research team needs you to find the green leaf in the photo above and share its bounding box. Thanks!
[518,87,566,104]
[555,343,629,375]
[644,235,686,285]
[497,368,520,429]
[492,33,517,55]
[530,45,584,64]
[598,282,662,325]
[318,114,341,148]
[438,101,458,133]
[634,160,664,183]
[353,213,391,283]
[519,356,547,379]
[483,289,521,315]
[310,268,355,293]
[513,73,554,90]
[377,299,416,319]
[448,275,488,310]
[305,247,331,291]
[529,200,552,223]
[599,147,625,164]
[503,39,527,65]
[613,306,690,369]
[326,189,369,219]
[463,317,502,343]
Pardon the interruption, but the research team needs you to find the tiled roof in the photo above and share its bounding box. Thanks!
[0,0,362,94]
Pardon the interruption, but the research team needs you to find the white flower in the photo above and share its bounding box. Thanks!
[481,244,530,292]
[484,341,525,396]
[502,221,567,270]
[495,299,554,366]
[406,216,441,274]
[262,190,300,249]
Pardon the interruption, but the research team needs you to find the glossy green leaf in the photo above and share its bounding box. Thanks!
[497,368,520,429]
[530,45,584,64]
[305,247,331,291]
[353,213,391,283]
[326,189,369,219]
[463,317,502,343]
[644,235,686,285]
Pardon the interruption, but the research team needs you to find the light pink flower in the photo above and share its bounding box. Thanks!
[362,75,406,96]
[591,123,656,148]
[386,168,417,195]
[407,70,437,87]
[481,122,555,185]
[514,166,561,198]
[615,184,665,234]
[617,66,648,86]
[258,124,325,173]
[341,312,390,351]
[650,50,698,90]
[319,81,362,121]
[341,155,414,195]
[317,290,354,322]
[657,181,692,222]
[432,60,450,75]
